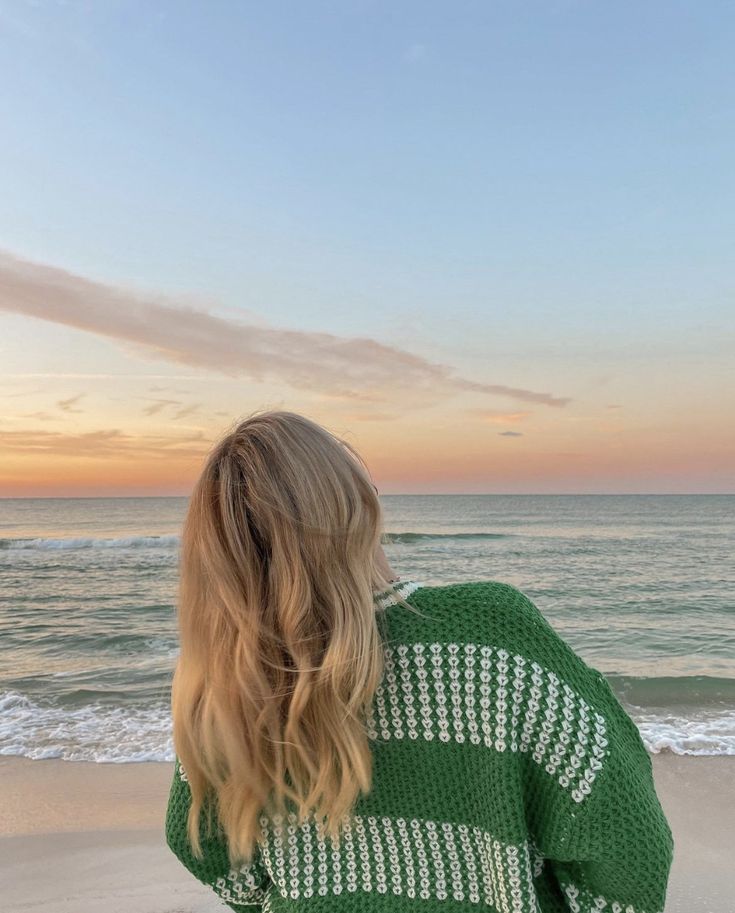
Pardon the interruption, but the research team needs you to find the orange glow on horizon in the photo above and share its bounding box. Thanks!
[2,424,732,497]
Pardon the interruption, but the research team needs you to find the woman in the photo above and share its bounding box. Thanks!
[166,410,674,913]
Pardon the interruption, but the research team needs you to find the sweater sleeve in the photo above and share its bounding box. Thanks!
[165,756,272,912]
[512,587,675,913]
[551,677,675,913]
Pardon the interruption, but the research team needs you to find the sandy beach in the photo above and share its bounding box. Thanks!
[0,753,732,913]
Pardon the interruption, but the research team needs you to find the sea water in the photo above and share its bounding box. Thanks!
[1,495,733,762]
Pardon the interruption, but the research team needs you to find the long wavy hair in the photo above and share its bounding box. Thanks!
[171,409,421,866]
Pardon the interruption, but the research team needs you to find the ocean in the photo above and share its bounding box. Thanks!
[1,495,733,762]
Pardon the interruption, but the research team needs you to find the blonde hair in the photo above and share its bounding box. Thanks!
[171,409,422,866]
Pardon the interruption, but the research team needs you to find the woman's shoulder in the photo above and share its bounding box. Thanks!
[403,579,607,694]
[407,578,551,635]
[392,579,548,648]
[407,577,530,610]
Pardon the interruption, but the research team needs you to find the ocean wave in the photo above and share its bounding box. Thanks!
[0,690,173,763]
[383,532,510,544]
[1,688,733,762]
[638,711,735,756]
[0,534,180,551]
[606,673,735,710]
[2,531,512,550]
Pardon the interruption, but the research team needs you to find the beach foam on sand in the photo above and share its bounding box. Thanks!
[0,754,732,913]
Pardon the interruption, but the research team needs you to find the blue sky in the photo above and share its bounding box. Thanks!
[0,1,733,494]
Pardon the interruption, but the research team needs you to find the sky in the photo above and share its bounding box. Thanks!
[0,0,733,496]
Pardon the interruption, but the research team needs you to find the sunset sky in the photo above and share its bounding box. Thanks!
[1,2,733,496]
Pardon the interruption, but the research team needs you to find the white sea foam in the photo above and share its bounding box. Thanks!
[1,689,733,763]
[0,690,174,763]
[2,535,180,550]
[637,711,735,756]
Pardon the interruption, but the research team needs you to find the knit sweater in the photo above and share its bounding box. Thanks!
[165,579,674,913]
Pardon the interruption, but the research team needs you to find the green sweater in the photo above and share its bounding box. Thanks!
[165,580,674,913]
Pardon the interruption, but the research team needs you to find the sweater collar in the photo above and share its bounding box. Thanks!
[372,578,424,609]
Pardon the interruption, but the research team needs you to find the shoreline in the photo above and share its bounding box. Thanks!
[1,753,733,912]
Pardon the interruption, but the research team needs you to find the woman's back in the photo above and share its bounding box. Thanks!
[166,578,674,913]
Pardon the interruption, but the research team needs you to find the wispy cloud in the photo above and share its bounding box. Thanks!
[139,397,202,419]
[173,403,201,420]
[142,398,181,416]
[57,393,85,413]
[20,411,54,421]
[0,250,571,409]
[0,427,210,460]
[148,384,196,395]
[498,431,524,437]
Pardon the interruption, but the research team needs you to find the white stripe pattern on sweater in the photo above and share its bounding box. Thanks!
[560,878,660,913]
[256,808,546,912]
[365,640,609,804]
